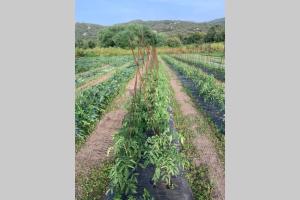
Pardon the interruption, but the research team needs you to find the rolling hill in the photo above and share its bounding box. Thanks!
[75,18,225,42]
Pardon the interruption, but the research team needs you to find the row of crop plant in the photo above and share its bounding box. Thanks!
[75,55,132,74]
[75,64,136,148]
[161,55,225,133]
[171,54,225,81]
[107,51,190,200]
[75,61,132,89]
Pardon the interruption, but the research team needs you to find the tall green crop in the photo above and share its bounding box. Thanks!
[162,55,224,112]
[75,64,136,146]
[108,60,187,199]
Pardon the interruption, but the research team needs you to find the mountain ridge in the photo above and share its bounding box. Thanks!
[76,18,225,42]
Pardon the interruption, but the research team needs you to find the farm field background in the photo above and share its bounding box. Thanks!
[75,38,225,200]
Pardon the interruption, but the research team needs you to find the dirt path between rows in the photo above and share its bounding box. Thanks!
[76,72,140,176]
[75,67,145,199]
[76,71,114,93]
[76,62,131,93]
[163,61,225,200]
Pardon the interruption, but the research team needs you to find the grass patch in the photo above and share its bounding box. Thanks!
[76,160,113,200]
[186,165,213,200]
[182,86,225,165]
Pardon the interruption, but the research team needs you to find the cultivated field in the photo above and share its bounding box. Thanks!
[75,44,225,200]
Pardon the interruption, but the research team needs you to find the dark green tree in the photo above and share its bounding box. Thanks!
[166,37,182,47]
[75,39,84,48]
[156,33,168,46]
[99,24,158,49]
[183,32,206,44]
[214,28,225,42]
[204,25,225,43]
[98,25,125,47]
[204,26,216,42]
[87,40,96,48]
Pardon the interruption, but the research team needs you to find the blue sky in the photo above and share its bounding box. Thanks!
[76,0,224,25]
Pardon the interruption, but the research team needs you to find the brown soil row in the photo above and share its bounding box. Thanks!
[163,60,225,200]
[76,62,131,93]
[76,71,114,93]
[75,66,144,198]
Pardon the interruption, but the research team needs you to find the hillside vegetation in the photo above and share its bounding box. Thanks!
[76,18,225,48]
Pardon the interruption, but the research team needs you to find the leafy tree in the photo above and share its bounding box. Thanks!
[82,41,89,49]
[214,29,225,42]
[204,25,225,43]
[177,34,185,43]
[184,32,205,44]
[87,40,96,48]
[156,33,168,46]
[75,39,84,48]
[204,26,216,42]
[166,37,182,47]
[99,24,158,49]
[99,25,125,47]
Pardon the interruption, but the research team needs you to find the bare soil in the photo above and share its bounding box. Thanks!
[164,62,225,200]
[76,71,114,93]
[76,62,132,93]
[75,67,144,199]
[75,71,138,176]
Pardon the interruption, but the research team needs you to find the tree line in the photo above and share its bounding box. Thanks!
[75,24,224,49]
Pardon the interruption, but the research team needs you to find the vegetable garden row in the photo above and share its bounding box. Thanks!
[161,55,225,133]
[75,63,136,147]
[171,54,225,81]
[75,50,225,199]
[107,51,191,199]
[75,55,132,74]
[75,23,224,199]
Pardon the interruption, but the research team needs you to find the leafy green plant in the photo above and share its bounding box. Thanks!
[143,188,154,200]
[76,161,112,200]
[172,54,225,81]
[108,53,188,198]
[165,70,216,200]
[108,91,147,197]
[162,55,224,112]
[75,64,136,147]
[75,55,132,74]
[186,164,213,200]
[144,130,187,186]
